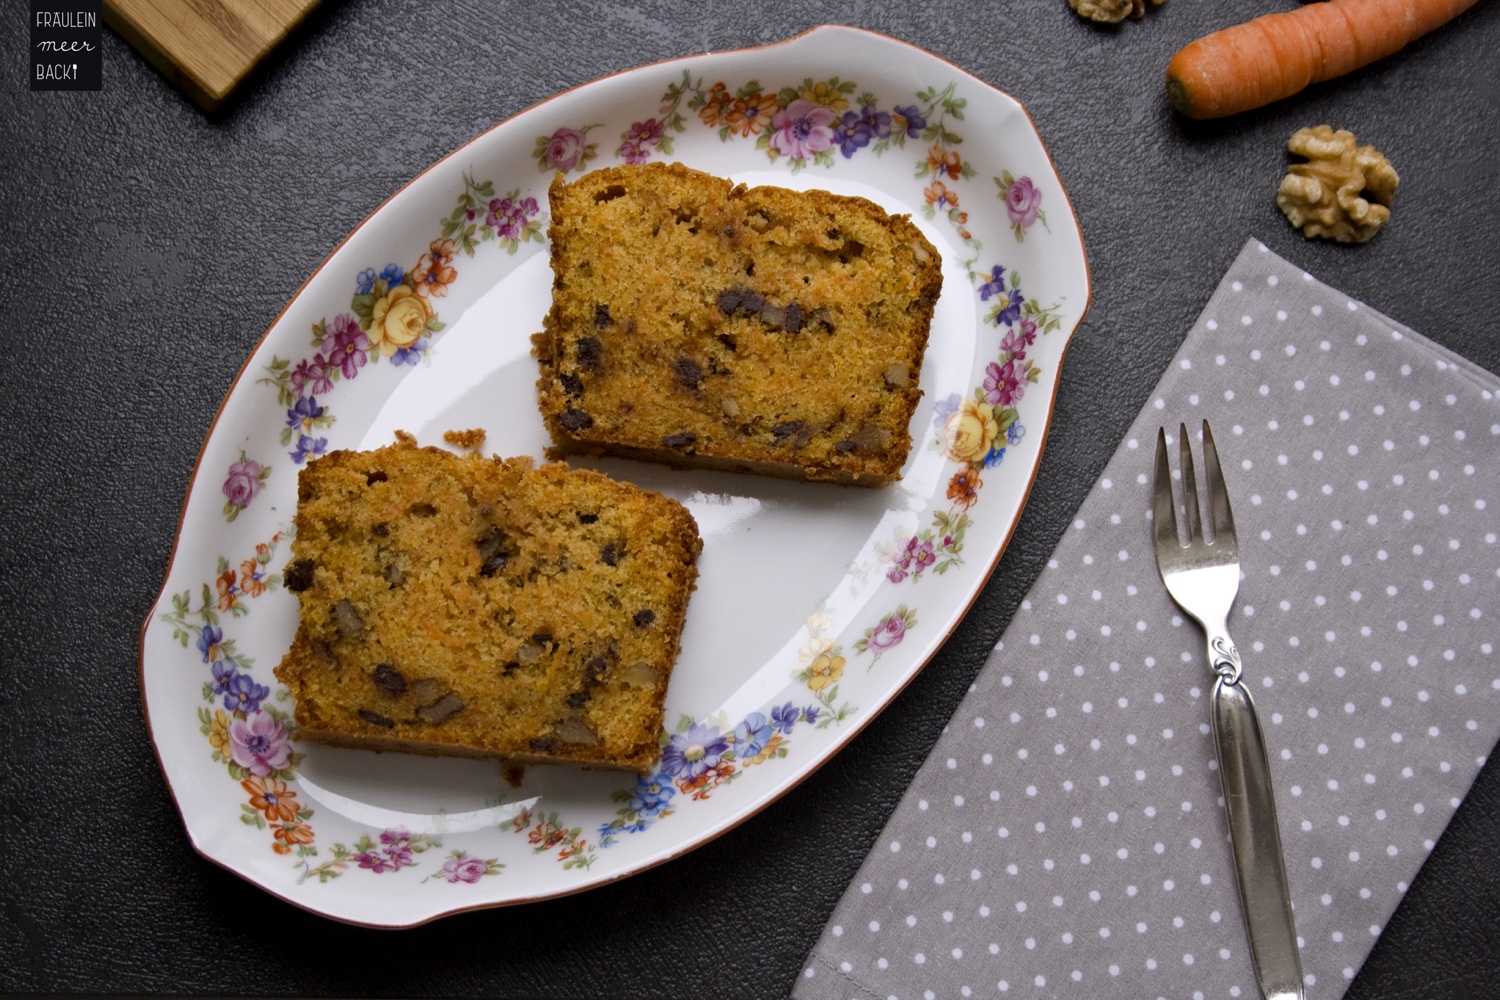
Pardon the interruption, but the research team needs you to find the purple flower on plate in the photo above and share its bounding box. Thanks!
[892,104,926,139]
[619,140,650,164]
[1007,422,1026,446]
[769,99,835,161]
[441,853,490,883]
[390,337,429,367]
[770,701,801,734]
[381,827,411,847]
[355,849,398,873]
[983,359,1027,407]
[290,434,328,465]
[486,195,539,241]
[993,287,1024,328]
[210,658,239,695]
[978,264,1006,301]
[660,722,728,781]
[222,458,263,508]
[833,111,872,158]
[626,118,665,147]
[732,712,774,760]
[229,710,292,776]
[289,356,333,397]
[802,705,821,727]
[1004,176,1043,229]
[999,326,1032,360]
[931,392,961,430]
[326,314,370,380]
[197,625,223,664]
[355,267,378,295]
[286,395,324,431]
[858,105,892,139]
[890,536,935,584]
[222,671,270,715]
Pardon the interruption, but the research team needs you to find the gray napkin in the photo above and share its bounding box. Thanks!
[795,238,1500,1000]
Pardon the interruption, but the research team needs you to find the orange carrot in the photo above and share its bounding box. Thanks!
[1166,0,1479,119]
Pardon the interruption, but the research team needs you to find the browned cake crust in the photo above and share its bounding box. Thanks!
[533,162,944,487]
[272,437,701,773]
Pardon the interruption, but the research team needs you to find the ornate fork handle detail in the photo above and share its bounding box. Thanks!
[1208,632,1243,684]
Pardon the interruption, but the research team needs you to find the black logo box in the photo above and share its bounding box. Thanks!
[31,1,103,91]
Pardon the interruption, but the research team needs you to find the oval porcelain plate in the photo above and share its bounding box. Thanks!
[141,25,1090,926]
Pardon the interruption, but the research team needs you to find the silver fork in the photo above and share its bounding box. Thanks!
[1153,421,1306,1000]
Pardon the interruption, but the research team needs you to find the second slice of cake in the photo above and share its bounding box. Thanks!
[273,436,701,773]
[534,162,944,487]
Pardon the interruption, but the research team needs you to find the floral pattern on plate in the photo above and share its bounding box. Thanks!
[142,26,1089,925]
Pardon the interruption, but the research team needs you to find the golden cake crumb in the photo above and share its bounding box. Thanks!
[273,436,701,773]
[442,427,488,451]
[533,162,943,487]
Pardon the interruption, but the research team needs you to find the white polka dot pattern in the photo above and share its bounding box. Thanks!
[794,240,1500,1000]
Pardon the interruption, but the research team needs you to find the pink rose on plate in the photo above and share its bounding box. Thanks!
[229,710,292,776]
[442,853,490,883]
[869,613,907,652]
[542,127,588,171]
[1005,176,1043,229]
[222,458,263,509]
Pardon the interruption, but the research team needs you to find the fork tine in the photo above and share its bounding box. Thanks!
[1178,422,1202,543]
[1152,427,1180,554]
[1201,420,1238,553]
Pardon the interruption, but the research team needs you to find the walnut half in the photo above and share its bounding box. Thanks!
[1277,126,1399,244]
[1068,0,1162,24]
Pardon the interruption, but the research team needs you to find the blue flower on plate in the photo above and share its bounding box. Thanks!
[291,434,328,465]
[197,625,223,664]
[978,265,1006,301]
[993,287,1024,327]
[732,712,773,760]
[378,262,406,288]
[983,446,1006,469]
[222,671,269,714]
[770,701,801,734]
[628,776,675,816]
[390,338,430,368]
[1008,423,1026,446]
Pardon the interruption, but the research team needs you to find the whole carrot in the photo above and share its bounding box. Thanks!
[1166,0,1480,119]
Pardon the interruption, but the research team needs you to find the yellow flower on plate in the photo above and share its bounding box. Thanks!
[368,284,431,356]
[944,396,1000,465]
[800,80,849,112]
[807,651,846,691]
[208,709,232,757]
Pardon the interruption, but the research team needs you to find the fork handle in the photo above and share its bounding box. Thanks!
[1212,675,1306,1000]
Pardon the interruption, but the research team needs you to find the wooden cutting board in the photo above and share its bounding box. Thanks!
[104,0,325,110]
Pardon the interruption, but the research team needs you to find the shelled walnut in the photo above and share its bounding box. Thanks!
[1277,125,1399,244]
[1068,0,1162,24]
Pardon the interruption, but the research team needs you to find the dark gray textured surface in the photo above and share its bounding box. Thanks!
[2,1,1497,996]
